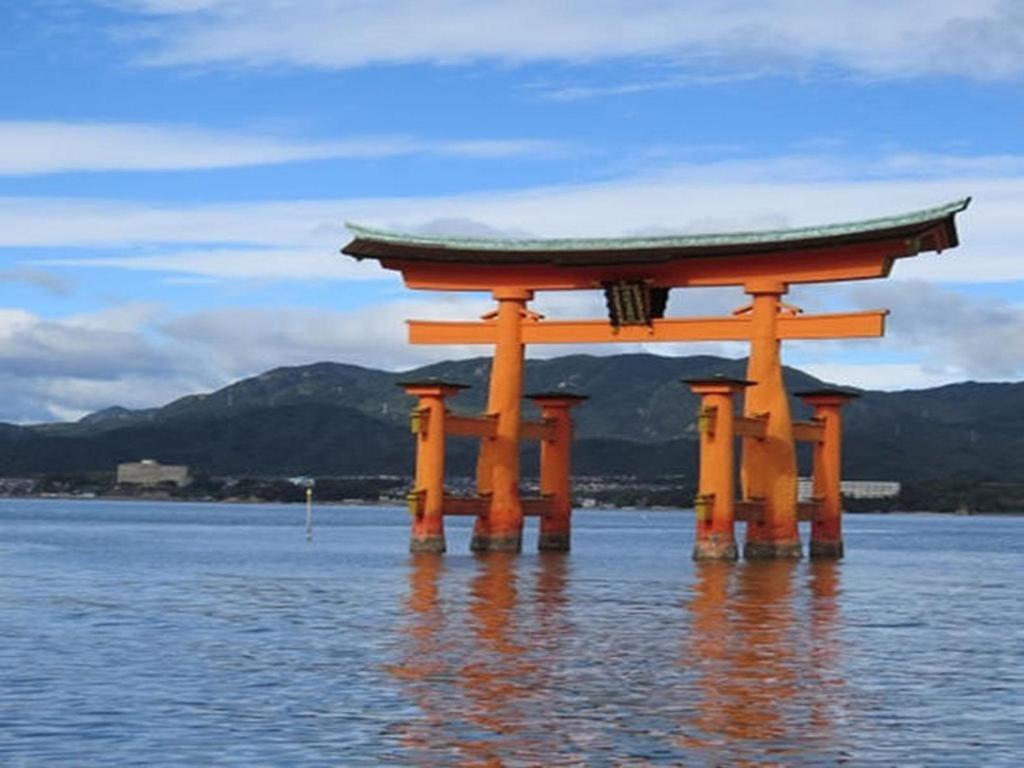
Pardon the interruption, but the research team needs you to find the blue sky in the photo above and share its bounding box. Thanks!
[1,0,1023,422]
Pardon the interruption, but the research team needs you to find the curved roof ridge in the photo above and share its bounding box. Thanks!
[344,197,970,253]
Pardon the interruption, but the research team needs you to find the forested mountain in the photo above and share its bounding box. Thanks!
[3,354,1023,484]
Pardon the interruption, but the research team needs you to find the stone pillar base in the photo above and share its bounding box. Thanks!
[809,540,844,559]
[693,538,739,561]
[744,539,803,560]
[538,532,570,552]
[410,535,446,554]
[470,533,522,553]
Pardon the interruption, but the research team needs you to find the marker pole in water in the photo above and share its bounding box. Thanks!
[305,486,313,541]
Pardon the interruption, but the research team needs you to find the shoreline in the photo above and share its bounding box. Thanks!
[5,493,1022,516]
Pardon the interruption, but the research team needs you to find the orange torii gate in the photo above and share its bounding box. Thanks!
[342,198,969,559]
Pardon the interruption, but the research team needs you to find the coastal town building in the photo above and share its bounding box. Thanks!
[116,459,191,487]
[798,478,901,501]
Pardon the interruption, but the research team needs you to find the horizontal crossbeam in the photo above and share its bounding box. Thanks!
[409,310,887,345]
[733,499,820,522]
[734,415,768,439]
[792,420,825,443]
[412,411,554,441]
[440,495,552,517]
[445,414,496,438]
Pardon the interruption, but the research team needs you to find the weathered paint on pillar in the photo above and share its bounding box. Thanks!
[685,377,750,561]
[798,389,858,559]
[472,288,532,553]
[401,380,467,553]
[528,393,587,551]
[741,283,802,559]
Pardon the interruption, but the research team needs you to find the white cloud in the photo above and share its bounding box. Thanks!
[42,248,391,281]
[9,155,1020,282]
[0,267,71,295]
[0,121,563,175]
[104,0,1024,80]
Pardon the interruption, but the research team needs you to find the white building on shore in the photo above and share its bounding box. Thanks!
[798,478,900,501]
[117,459,191,488]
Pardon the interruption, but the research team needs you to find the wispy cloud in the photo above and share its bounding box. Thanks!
[0,121,565,175]
[8,150,1019,282]
[39,248,390,281]
[0,267,72,295]
[103,0,1024,80]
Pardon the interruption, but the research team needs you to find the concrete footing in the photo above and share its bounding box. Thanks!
[470,533,522,553]
[409,535,446,554]
[692,537,739,561]
[809,540,844,559]
[744,539,803,560]
[538,532,571,551]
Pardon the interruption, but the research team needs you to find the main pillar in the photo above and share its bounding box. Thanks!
[529,393,587,551]
[797,389,858,559]
[741,282,802,559]
[472,288,532,552]
[401,380,467,553]
[685,377,750,561]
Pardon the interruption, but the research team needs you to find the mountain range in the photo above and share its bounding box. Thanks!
[3,354,1023,485]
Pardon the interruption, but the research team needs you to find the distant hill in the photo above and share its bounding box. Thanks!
[3,354,1023,483]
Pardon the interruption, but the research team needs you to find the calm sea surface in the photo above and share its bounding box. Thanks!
[0,500,1021,766]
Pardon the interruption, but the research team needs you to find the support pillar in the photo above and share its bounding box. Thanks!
[741,283,802,559]
[797,389,858,559]
[401,380,467,553]
[472,288,532,553]
[685,377,750,561]
[528,393,588,551]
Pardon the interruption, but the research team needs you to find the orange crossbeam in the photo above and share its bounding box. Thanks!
[409,310,887,345]
[793,420,825,443]
[734,499,820,522]
[734,415,767,439]
[798,501,821,522]
[735,499,765,523]
[439,495,552,517]
[520,419,556,441]
[445,414,497,438]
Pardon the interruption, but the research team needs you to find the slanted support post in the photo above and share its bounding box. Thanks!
[684,376,753,561]
[473,288,533,553]
[741,281,802,560]
[528,393,588,551]
[797,389,858,559]
[400,380,468,553]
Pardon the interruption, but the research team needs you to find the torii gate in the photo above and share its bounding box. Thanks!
[342,198,969,559]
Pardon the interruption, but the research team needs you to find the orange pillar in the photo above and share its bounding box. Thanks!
[472,288,532,553]
[685,377,750,561]
[742,282,801,559]
[797,389,858,559]
[401,380,467,553]
[528,393,587,551]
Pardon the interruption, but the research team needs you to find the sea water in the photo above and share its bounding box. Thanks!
[1,500,1021,765]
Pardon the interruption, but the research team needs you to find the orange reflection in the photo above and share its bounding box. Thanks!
[389,552,574,766]
[681,560,843,763]
[384,553,450,761]
[807,560,844,738]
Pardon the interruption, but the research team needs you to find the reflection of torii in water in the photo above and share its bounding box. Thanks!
[342,198,969,558]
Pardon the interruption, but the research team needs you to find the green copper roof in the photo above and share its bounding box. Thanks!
[344,198,969,256]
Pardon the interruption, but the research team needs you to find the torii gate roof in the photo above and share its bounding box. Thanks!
[342,198,969,291]
[343,198,969,266]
